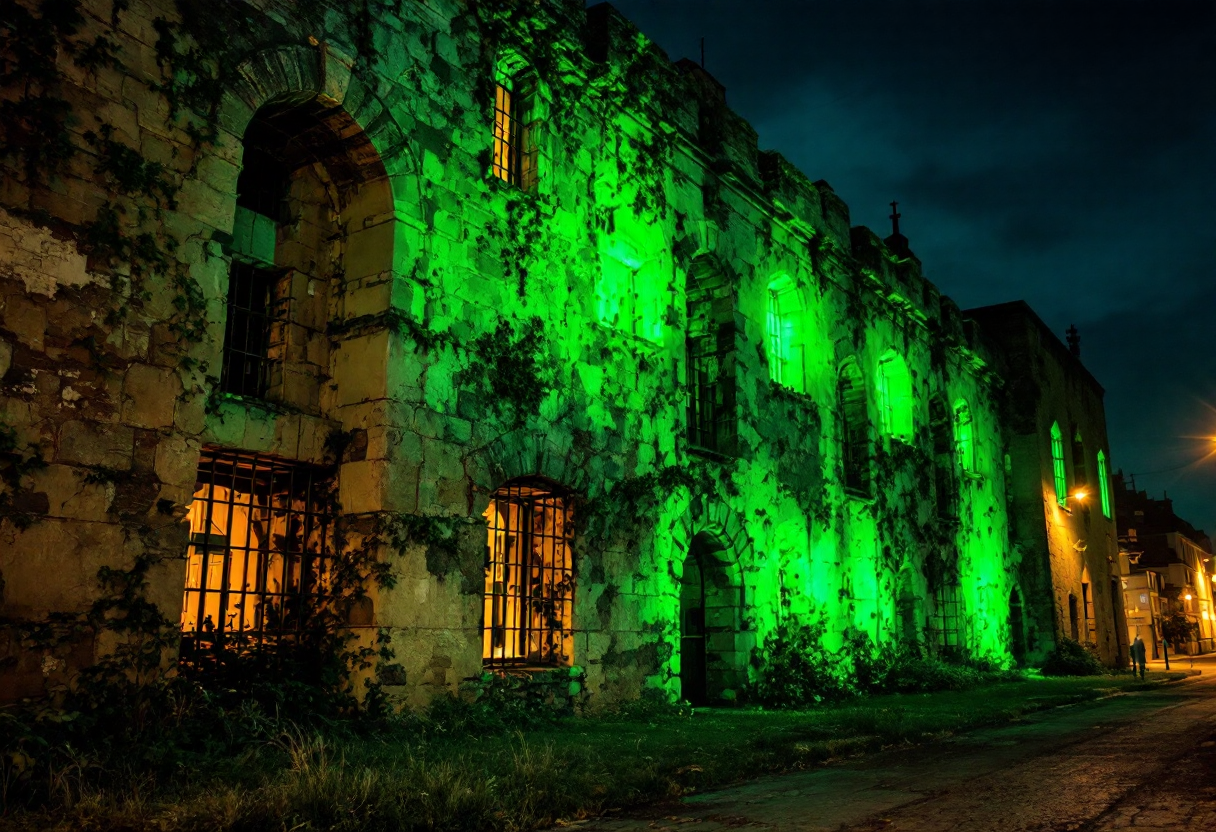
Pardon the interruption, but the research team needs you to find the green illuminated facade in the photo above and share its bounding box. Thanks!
[0,0,1124,704]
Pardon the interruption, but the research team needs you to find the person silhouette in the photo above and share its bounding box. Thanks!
[1130,634,1147,680]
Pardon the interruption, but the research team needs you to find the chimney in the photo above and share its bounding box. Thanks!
[1066,324,1081,358]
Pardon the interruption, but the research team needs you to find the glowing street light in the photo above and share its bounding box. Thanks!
[1072,490,1088,502]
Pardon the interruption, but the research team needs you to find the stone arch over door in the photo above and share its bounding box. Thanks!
[675,494,754,704]
[679,531,745,704]
[895,563,923,645]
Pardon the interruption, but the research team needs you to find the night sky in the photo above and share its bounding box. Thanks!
[598,0,1216,534]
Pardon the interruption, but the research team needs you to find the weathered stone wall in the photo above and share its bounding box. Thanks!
[1,0,1070,705]
[969,302,1127,666]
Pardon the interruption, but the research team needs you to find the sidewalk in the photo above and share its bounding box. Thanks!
[1145,651,1216,673]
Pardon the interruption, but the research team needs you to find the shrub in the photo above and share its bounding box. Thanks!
[745,622,856,707]
[1041,637,1106,676]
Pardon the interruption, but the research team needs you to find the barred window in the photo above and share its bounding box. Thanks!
[492,74,538,191]
[687,324,738,456]
[179,450,335,671]
[931,583,963,654]
[483,480,574,668]
[953,400,975,473]
[220,262,290,399]
[931,398,957,519]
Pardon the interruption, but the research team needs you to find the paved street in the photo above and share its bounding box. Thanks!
[567,671,1216,832]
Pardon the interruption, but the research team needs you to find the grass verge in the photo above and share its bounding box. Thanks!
[1,671,1186,832]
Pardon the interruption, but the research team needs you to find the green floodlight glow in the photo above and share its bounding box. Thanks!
[877,351,914,442]
[1097,449,1111,518]
[1051,421,1068,507]
[954,399,975,473]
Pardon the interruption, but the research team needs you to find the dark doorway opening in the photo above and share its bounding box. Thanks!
[678,532,743,705]
[1010,588,1027,665]
[679,549,707,705]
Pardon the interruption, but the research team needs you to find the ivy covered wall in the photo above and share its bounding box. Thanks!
[0,0,1096,707]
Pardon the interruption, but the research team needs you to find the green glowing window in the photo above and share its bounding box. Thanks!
[596,237,663,343]
[953,400,975,473]
[491,67,538,191]
[1097,449,1111,518]
[1050,421,1067,507]
[765,276,802,391]
[839,361,871,496]
[877,352,914,442]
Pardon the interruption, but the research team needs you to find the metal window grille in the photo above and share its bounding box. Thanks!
[220,262,290,399]
[839,369,870,496]
[179,450,336,672]
[932,583,963,654]
[483,481,574,668]
[491,79,538,191]
[686,325,737,456]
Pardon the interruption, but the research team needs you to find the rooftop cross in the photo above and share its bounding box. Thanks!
[889,200,902,237]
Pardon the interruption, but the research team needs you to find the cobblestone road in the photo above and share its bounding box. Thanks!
[565,671,1216,832]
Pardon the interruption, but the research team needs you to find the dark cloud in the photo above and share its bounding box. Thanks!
[597,0,1216,530]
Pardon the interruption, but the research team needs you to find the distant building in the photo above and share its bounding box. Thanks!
[966,304,1128,667]
[1114,474,1215,655]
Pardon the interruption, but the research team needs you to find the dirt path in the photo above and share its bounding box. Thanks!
[564,674,1216,831]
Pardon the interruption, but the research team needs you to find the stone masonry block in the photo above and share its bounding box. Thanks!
[121,364,181,429]
[57,421,135,470]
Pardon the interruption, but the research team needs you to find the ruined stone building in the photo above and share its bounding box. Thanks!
[0,0,1125,705]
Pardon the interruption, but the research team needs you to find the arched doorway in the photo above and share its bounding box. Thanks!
[1068,593,1080,641]
[895,565,921,646]
[1010,588,1027,665]
[679,532,743,705]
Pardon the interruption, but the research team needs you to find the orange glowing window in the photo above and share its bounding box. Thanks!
[491,75,538,190]
[483,480,574,668]
[179,450,335,671]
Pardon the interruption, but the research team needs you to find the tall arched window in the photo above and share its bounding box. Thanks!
[839,361,871,496]
[1071,428,1088,491]
[765,275,802,391]
[877,351,914,442]
[953,400,975,473]
[686,256,737,456]
[1050,421,1068,507]
[491,60,539,191]
[483,479,574,668]
[596,235,664,343]
[1097,449,1111,519]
